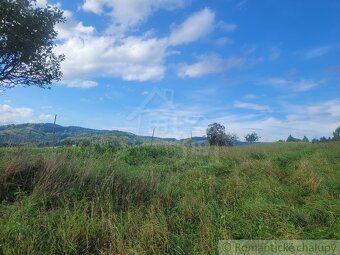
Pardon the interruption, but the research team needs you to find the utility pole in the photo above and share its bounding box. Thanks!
[151,127,155,145]
[190,130,193,147]
[52,114,57,148]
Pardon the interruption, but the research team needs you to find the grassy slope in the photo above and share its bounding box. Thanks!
[0,142,339,254]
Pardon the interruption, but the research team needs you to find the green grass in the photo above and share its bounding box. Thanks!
[0,142,339,254]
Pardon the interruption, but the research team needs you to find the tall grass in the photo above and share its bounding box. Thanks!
[0,142,339,254]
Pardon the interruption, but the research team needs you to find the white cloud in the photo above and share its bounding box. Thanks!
[286,99,340,119]
[54,10,168,84]
[56,10,94,40]
[264,78,322,92]
[305,46,333,59]
[39,114,55,121]
[0,104,33,124]
[35,0,47,7]
[215,37,233,47]
[137,99,340,141]
[82,0,186,33]
[168,8,215,45]
[82,0,102,14]
[217,21,237,32]
[243,94,258,99]
[66,80,98,88]
[192,99,340,141]
[54,8,222,86]
[178,54,246,78]
[233,101,272,111]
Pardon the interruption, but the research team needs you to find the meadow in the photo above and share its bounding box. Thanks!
[0,142,339,254]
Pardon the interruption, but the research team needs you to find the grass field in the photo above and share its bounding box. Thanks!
[0,142,339,254]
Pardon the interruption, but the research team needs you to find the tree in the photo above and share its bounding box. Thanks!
[0,0,64,89]
[245,132,260,143]
[319,136,328,143]
[225,133,238,146]
[311,138,319,143]
[286,134,300,142]
[302,136,309,142]
[206,123,237,146]
[333,127,340,141]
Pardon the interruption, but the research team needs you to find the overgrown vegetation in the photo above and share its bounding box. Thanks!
[0,142,339,254]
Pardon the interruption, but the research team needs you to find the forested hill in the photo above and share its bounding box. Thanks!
[0,123,144,146]
[0,123,253,147]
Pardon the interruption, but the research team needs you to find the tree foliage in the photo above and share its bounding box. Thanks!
[286,134,300,142]
[206,123,237,146]
[302,136,309,142]
[245,132,260,143]
[333,127,340,141]
[0,0,64,89]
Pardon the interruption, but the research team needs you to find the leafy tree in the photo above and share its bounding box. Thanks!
[206,123,237,146]
[302,136,309,142]
[333,127,340,141]
[207,123,226,146]
[225,133,238,146]
[319,136,328,143]
[245,132,260,143]
[286,134,300,142]
[311,138,319,143]
[0,0,65,89]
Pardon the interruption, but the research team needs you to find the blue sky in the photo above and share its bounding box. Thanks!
[1,0,340,141]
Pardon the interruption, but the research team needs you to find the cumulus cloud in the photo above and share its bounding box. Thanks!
[54,8,220,86]
[82,0,187,32]
[56,34,167,82]
[168,8,215,45]
[0,104,33,124]
[178,54,246,78]
[56,10,94,40]
[54,10,169,85]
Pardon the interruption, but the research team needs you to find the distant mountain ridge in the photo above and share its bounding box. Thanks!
[0,123,186,146]
[0,123,253,146]
[0,123,143,146]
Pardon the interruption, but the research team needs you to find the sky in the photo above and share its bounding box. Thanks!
[1,0,340,141]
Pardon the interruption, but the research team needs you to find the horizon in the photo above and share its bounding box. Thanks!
[1,0,340,141]
[0,122,336,142]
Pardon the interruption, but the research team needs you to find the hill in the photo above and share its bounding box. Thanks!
[0,123,147,146]
[0,123,253,147]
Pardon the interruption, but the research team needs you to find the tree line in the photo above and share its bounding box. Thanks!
[206,123,340,146]
[206,123,260,146]
[286,127,340,143]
